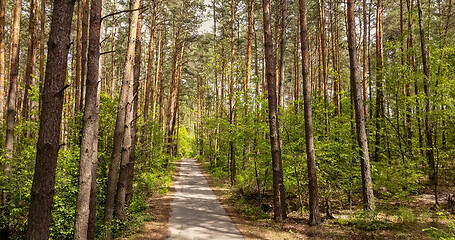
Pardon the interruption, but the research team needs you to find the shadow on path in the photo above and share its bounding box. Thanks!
[167,158,244,240]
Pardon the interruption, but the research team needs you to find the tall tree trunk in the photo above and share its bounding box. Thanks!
[142,0,157,166]
[362,0,368,118]
[346,0,375,211]
[22,0,40,119]
[278,0,287,108]
[74,0,102,236]
[75,0,83,113]
[245,0,254,110]
[103,0,140,236]
[26,0,75,237]
[0,0,5,118]
[318,0,329,134]
[110,0,117,97]
[403,0,412,151]
[80,0,89,112]
[329,0,340,115]
[262,0,287,221]
[229,0,236,185]
[166,26,181,156]
[154,29,164,123]
[158,30,165,127]
[299,0,320,225]
[374,0,384,162]
[126,12,142,204]
[2,0,21,236]
[4,0,22,190]
[293,22,299,105]
[38,0,45,113]
[88,3,104,237]
[416,0,436,200]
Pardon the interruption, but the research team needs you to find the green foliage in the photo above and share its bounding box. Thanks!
[423,212,455,240]
[397,206,417,223]
[177,125,195,158]
[347,211,391,231]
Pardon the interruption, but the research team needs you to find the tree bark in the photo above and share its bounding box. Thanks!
[346,0,375,211]
[362,0,368,118]
[299,0,320,226]
[142,0,157,167]
[126,11,142,204]
[103,0,140,236]
[245,0,254,109]
[166,26,182,156]
[278,0,287,108]
[262,0,287,221]
[22,0,40,119]
[75,0,83,113]
[229,0,236,185]
[74,0,102,236]
[26,0,76,238]
[37,0,46,114]
[5,0,22,165]
[416,0,436,195]
[110,0,117,97]
[80,0,89,112]
[318,0,329,134]
[374,0,384,162]
[0,0,5,118]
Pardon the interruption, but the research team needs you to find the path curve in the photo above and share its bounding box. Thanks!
[167,158,243,240]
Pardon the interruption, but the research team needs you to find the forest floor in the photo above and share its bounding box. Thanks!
[124,159,454,240]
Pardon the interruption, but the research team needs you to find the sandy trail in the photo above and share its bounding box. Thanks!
[167,158,243,240]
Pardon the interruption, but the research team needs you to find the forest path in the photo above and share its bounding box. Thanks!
[167,158,244,240]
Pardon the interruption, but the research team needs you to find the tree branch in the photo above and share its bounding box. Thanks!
[101,6,148,21]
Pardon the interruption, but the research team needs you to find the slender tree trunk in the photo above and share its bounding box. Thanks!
[374,0,384,162]
[346,0,375,211]
[2,0,21,236]
[88,3,104,237]
[166,27,181,156]
[299,0,320,225]
[22,0,39,119]
[154,30,163,122]
[0,0,5,118]
[74,0,102,236]
[142,1,157,166]
[37,0,46,115]
[111,0,117,97]
[213,0,220,156]
[278,0,287,108]
[274,0,280,106]
[329,0,339,115]
[26,0,75,237]
[103,0,140,236]
[80,0,89,112]
[158,31,165,126]
[293,22,299,105]
[126,12,142,204]
[362,0,369,118]
[318,0,329,134]
[229,0,236,185]
[263,0,287,221]
[245,0,254,109]
[416,0,436,198]
[4,0,22,186]
[75,1,83,113]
